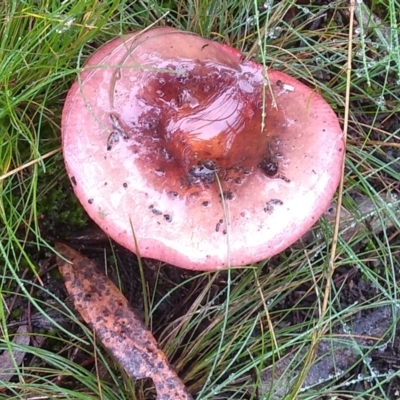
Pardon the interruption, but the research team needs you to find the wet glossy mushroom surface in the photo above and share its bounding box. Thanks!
[62,27,344,270]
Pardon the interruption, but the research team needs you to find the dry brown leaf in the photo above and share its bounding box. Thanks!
[55,242,192,400]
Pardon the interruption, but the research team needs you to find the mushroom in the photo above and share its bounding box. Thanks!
[62,27,344,271]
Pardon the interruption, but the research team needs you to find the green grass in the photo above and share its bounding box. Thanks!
[1,0,400,399]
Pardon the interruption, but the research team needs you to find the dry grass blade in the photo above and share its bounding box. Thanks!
[55,242,192,400]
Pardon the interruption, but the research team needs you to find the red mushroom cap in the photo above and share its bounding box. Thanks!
[62,27,344,271]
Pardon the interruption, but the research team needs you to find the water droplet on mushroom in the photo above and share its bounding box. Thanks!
[155,169,165,177]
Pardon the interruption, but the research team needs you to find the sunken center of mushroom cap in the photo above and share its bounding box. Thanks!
[114,59,276,194]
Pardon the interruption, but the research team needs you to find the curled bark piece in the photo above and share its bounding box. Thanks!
[55,242,192,400]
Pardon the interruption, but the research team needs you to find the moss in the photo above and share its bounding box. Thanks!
[36,160,88,236]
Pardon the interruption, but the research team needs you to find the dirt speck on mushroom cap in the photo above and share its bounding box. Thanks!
[62,27,344,271]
